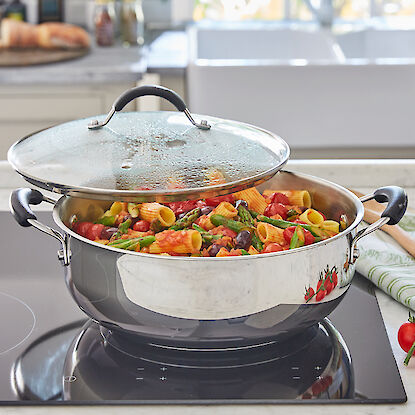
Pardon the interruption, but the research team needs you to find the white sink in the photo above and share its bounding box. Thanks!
[187,23,415,150]
[336,29,415,60]
[191,22,342,62]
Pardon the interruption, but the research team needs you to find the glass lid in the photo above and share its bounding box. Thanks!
[8,86,290,202]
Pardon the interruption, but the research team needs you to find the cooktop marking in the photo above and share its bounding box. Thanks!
[0,292,35,355]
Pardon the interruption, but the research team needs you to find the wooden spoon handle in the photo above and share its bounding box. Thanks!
[350,189,415,258]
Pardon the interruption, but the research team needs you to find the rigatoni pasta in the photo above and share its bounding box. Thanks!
[257,222,285,245]
[140,203,175,227]
[233,188,268,214]
[263,190,311,208]
[149,230,202,254]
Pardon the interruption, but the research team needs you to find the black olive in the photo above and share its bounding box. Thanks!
[200,206,214,216]
[235,230,252,250]
[101,227,118,240]
[208,244,222,257]
[235,199,248,209]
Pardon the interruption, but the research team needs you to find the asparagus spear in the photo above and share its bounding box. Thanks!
[170,208,201,231]
[192,224,222,244]
[114,218,132,239]
[108,235,155,251]
[237,205,263,251]
[210,214,253,233]
[96,215,116,226]
[256,215,319,237]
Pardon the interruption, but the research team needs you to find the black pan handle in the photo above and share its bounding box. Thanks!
[372,186,408,225]
[10,188,70,265]
[10,188,44,227]
[87,85,211,131]
[348,185,407,265]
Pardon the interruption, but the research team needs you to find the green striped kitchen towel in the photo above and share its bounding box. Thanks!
[356,213,415,311]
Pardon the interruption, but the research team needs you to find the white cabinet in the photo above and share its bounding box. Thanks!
[0,83,137,159]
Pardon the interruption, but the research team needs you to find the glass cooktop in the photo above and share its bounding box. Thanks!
[0,212,407,405]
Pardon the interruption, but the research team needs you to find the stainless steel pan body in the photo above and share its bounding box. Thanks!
[11,171,407,349]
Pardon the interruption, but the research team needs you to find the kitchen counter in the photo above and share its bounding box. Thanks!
[0,159,414,414]
[0,44,146,85]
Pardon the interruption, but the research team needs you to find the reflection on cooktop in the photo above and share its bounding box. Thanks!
[2,274,408,405]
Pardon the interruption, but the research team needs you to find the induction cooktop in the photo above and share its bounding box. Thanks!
[0,212,407,405]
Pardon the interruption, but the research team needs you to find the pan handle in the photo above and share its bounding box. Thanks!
[348,186,407,264]
[87,85,211,131]
[10,188,70,266]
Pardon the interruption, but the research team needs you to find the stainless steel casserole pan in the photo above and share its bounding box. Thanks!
[10,171,407,350]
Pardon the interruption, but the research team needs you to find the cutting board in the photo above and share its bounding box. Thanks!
[0,48,89,67]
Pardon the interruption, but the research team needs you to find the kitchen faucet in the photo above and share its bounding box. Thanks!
[303,0,335,27]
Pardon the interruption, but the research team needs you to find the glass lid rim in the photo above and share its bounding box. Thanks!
[7,113,291,201]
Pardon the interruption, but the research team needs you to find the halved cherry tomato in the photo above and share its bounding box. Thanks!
[283,226,314,246]
[133,220,150,232]
[269,192,290,205]
[72,221,94,238]
[86,224,105,241]
[262,243,284,254]
[204,194,234,207]
[167,200,197,215]
[264,203,288,219]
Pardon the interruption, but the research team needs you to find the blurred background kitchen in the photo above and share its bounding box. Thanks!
[1,0,415,160]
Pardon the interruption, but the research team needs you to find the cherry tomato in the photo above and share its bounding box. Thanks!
[398,322,415,353]
[86,224,105,241]
[73,221,94,238]
[269,192,290,205]
[168,200,197,215]
[324,279,333,295]
[316,289,327,302]
[196,200,207,208]
[283,226,296,244]
[133,220,150,232]
[204,194,234,207]
[331,269,338,288]
[293,219,307,224]
[304,287,315,301]
[262,243,284,254]
[209,225,236,238]
[264,203,288,219]
[303,229,315,245]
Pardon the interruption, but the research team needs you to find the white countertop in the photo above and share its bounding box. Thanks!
[0,159,414,414]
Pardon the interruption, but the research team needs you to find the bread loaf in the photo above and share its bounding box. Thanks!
[1,19,39,48]
[37,23,90,49]
[0,18,90,49]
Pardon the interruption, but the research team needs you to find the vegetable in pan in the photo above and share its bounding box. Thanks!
[71,188,342,257]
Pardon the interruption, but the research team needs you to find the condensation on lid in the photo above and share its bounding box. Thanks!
[8,112,290,202]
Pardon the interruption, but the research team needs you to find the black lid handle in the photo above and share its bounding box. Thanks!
[88,85,211,131]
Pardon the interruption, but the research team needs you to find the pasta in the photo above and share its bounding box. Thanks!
[139,203,175,227]
[263,190,311,208]
[72,187,343,257]
[233,188,268,214]
[149,230,202,254]
[257,222,285,245]
[299,209,325,226]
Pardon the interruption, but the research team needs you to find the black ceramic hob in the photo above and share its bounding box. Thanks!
[0,212,407,405]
